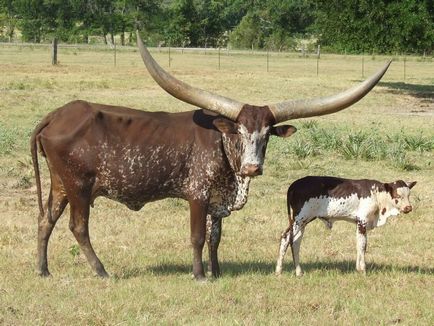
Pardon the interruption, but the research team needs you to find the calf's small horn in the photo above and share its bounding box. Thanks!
[268,61,392,123]
[137,31,244,121]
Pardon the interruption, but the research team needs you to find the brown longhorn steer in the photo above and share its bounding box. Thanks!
[31,32,391,280]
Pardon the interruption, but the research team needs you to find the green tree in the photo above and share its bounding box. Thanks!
[229,0,314,50]
[314,0,433,54]
[0,0,18,41]
[14,0,77,42]
[164,0,198,46]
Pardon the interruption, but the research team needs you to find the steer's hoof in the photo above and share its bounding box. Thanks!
[37,269,51,277]
[95,268,110,278]
[192,273,207,282]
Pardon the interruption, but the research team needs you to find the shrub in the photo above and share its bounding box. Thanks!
[0,125,17,155]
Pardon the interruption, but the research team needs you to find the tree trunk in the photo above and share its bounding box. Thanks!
[51,38,58,65]
[120,31,125,46]
[8,26,14,42]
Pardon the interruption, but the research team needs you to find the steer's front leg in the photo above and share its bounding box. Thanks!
[206,214,222,278]
[356,219,367,274]
[189,199,209,281]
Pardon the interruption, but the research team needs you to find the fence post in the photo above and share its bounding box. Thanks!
[316,45,320,76]
[218,47,221,70]
[169,46,171,67]
[113,39,117,67]
[51,38,58,65]
[403,54,406,82]
[267,49,269,72]
[362,52,365,78]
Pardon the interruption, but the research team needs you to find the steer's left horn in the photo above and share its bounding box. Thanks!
[268,61,392,123]
[137,31,244,120]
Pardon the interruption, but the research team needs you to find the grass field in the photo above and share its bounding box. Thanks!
[0,44,433,325]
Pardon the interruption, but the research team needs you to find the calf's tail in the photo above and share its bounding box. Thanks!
[286,188,295,224]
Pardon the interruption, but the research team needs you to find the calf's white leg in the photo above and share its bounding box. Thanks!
[356,220,367,274]
[291,223,305,277]
[276,224,292,275]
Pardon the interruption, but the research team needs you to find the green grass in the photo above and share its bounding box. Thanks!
[0,45,433,325]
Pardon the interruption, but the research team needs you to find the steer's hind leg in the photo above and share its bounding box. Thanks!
[68,195,108,278]
[37,179,68,277]
[206,214,222,278]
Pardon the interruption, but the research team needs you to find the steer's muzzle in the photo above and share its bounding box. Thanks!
[402,206,412,214]
[241,164,263,177]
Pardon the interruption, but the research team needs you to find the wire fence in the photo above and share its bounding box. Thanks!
[1,41,433,83]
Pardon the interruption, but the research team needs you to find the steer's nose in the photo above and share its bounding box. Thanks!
[402,206,412,214]
[241,164,262,177]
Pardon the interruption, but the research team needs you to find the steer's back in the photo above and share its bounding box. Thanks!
[35,100,226,208]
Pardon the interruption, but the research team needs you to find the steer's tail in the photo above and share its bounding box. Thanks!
[30,116,51,217]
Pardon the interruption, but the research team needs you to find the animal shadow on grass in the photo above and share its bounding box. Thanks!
[117,260,433,279]
[379,81,434,102]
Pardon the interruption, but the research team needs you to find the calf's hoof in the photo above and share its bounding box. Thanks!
[357,268,367,276]
[295,267,304,277]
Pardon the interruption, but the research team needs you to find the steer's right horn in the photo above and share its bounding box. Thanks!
[137,31,245,121]
[268,61,392,123]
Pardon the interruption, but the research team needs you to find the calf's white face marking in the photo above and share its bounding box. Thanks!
[394,186,412,212]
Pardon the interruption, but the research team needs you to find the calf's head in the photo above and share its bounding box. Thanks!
[136,32,391,177]
[385,181,417,214]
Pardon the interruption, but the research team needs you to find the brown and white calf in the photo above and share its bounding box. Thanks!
[275,176,416,276]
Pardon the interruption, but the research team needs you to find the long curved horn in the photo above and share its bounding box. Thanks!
[269,61,392,123]
[136,31,244,120]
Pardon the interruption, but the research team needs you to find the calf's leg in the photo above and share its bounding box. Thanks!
[356,220,367,274]
[275,221,293,275]
[291,223,305,277]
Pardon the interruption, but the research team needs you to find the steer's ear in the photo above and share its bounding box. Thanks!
[407,181,417,189]
[213,118,238,134]
[271,125,297,138]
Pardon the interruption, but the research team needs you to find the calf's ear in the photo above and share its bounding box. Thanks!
[213,118,238,134]
[271,125,297,138]
[384,183,393,195]
[407,181,417,189]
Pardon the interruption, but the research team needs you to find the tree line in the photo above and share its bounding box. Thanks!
[1,0,433,54]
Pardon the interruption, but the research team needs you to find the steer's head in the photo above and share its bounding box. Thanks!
[213,105,296,177]
[385,180,417,214]
[136,32,391,178]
